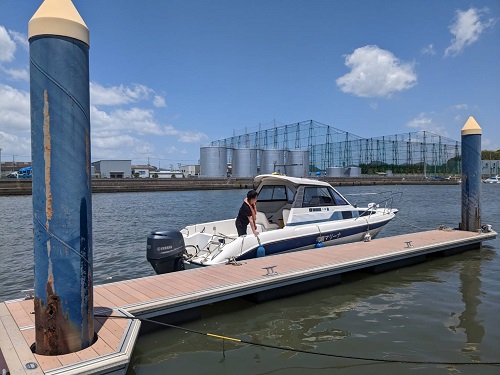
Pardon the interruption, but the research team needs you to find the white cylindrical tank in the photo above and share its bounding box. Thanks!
[232,148,258,177]
[346,166,361,177]
[285,149,309,177]
[326,167,345,177]
[260,149,285,174]
[200,146,227,177]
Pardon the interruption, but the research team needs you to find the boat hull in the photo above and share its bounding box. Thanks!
[184,215,393,268]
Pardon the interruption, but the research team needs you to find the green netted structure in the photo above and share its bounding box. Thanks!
[209,120,461,176]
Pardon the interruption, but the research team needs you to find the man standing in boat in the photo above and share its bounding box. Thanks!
[236,190,259,236]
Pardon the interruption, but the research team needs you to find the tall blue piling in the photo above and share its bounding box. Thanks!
[460,116,482,232]
[29,0,93,355]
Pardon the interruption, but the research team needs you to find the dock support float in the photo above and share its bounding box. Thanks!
[29,0,94,355]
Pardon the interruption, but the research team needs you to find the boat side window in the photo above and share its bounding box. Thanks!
[258,185,288,201]
[342,211,360,219]
[329,188,349,205]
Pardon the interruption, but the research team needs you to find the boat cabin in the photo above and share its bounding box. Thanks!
[254,174,352,230]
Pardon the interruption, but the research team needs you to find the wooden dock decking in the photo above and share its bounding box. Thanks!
[0,228,496,375]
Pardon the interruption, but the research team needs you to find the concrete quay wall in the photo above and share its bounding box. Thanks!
[0,176,459,196]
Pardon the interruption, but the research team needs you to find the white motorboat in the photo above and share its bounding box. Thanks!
[147,174,398,274]
[483,175,500,183]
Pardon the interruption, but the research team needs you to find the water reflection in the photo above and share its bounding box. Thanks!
[448,245,495,362]
[127,248,497,374]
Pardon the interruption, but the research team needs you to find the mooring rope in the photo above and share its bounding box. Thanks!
[393,214,444,231]
[94,314,500,366]
[382,190,452,232]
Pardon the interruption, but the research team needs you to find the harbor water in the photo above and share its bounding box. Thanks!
[0,185,499,374]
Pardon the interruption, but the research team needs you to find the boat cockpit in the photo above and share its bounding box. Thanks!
[254,176,353,230]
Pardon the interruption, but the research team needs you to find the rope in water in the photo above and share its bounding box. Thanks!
[94,314,500,366]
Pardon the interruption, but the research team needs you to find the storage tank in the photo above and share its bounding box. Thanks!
[326,167,345,177]
[200,146,227,177]
[285,149,309,177]
[260,149,285,174]
[232,148,258,177]
[346,166,361,177]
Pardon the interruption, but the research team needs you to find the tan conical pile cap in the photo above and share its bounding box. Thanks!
[29,0,89,46]
[461,116,482,136]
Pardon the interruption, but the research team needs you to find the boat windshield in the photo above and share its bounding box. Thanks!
[302,186,349,207]
[330,188,349,205]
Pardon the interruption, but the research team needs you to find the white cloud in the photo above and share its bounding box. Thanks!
[163,125,208,143]
[0,66,29,81]
[90,82,150,106]
[91,106,165,135]
[93,134,149,150]
[92,134,155,160]
[90,134,191,161]
[90,82,167,108]
[0,27,28,81]
[407,115,432,129]
[164,146,188,154]
[406,113,449,136]
[91,106,208,143]
[445,8,495,57]
[452,104,468,110]
[153,95,166,108]
[8,30,28,51]
[179,132,208,143]
[0,26,16,63]
[421,44,436,55]
[0,84,30,132]
[336,45,417,98]
[0,131,31,160]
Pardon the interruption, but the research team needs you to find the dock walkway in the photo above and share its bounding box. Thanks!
[0,228,496,374]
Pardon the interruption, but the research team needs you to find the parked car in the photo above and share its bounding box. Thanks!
[7,172,18,178]
[18,166,32,178]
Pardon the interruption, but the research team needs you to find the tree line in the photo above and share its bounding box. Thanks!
[482,150,500,160]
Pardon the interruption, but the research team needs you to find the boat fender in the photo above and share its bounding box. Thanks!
[256,236,266,257]
[363,233,372,242]
[315,234,324,248]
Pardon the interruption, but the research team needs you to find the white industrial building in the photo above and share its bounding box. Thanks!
[92,160,132,178]
[152,170,185,178]
[180,164,200,177]
[482,160,500,176]
[132,165,157,178]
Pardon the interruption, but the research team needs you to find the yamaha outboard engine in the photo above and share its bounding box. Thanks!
[147,230,186,274]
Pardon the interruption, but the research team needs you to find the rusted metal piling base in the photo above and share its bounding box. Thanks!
[0,228,496,374]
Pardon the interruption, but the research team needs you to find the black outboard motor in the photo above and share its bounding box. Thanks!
[147,230,186,274]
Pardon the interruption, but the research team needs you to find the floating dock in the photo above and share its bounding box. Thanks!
[0,228,496,374]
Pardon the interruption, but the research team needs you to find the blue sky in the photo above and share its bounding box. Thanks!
[0,0,499,167]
